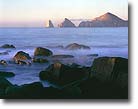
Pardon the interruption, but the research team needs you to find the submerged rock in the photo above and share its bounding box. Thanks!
[87,54,98,57]
[34,47,53,56]
[32,58,49,63]
[65,43,90,50]
[0,44,15,49]
[39,62,90,85]
[51,55,74,58]
[0,52,9,55]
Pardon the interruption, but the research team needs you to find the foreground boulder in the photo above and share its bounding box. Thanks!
[65,43,90,50]
[0,71,15,77]
[0,78,13,90]
[5,82,44,98]
[5,82,64,98]
[91,57,128,87]
[0,44,15,48]
[39,62,90,85]
[34,47,53,56]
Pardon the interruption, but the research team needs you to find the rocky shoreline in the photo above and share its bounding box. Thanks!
[0,44,128,99]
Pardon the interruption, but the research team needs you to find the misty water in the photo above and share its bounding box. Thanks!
[0,27,128,86]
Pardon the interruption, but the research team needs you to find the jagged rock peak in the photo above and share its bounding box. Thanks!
[46,20,54,28]
[59,18,76,27]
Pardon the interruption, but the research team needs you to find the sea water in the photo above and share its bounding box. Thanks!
[0,27,128,86]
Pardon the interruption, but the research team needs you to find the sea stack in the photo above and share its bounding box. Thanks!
[79,12,128,27]
[46,20,54,28]
[59,18,76,27]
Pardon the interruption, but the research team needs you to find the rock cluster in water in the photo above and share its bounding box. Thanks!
[0,44,128,99]
[0,56,128,99]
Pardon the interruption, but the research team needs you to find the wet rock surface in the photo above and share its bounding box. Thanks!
[34,47,53,56]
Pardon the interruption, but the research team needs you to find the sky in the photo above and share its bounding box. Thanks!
[0,0,128,27]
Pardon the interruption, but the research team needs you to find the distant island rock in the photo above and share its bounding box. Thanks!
[79,12,128,27]
[46,20,54,28]
[59,18,76,27]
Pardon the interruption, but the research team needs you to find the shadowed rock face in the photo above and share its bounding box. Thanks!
[39,62,90,85]
[48,20,54,28]
[65,43,90,50]
[79,12,128,27]
[59,18,76,27]
[91,57,128,88]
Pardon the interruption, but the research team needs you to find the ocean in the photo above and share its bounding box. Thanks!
[0,27,128,86]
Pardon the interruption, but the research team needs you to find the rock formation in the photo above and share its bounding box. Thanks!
[46,20,54,28]
[59,18,76,27]
[79,12,128,27]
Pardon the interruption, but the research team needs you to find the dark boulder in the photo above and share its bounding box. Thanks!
[78,77,128,99]
[0,71,15,77]
[5,82,44,98]
[5,82,64,98]
[91,57,128,87]
[34,47,53,56]
[39,62,90,85]
[65,43,90,50]
[0,44,15,48]
[0,77,13,89]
